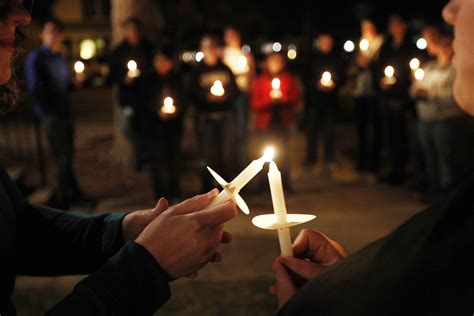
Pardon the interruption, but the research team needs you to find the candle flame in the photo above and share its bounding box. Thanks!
[74,61,85,74]
[410,58,420,70]
[127,60,137,71]
[322,71,332,82]
[271,78,281,90]
[263,147,275,162]
[415,68,425,81]
[210,80,225,97]
[384,66,395,78]
[359,39,370,51]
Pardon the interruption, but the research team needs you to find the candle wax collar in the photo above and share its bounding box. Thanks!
[252,214,316,230]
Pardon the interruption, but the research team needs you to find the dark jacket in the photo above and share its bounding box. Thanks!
[311,51,345,97]
[0,167,171,315]
[108,40,154,107]
[375,37,417,100]
[141,71,186,137]
[278,173,474,315]
[25,46,72,119]
[190,61,237,113]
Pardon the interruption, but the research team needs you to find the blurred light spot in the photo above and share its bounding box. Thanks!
[344,40,355,53]
[195,51,204,62]
[80,39,96,60]
[416,38,428,50]
[272,42,282,52]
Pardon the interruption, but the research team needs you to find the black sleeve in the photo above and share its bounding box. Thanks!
[278,175,474,315]
[46,242,171,316]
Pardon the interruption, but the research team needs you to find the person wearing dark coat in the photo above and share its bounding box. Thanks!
[306,33,345,169]
[0,3,237,315]
[272,2,474,314]
[108,17,154,171]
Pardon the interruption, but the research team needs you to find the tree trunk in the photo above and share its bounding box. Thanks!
[109,0,163,167]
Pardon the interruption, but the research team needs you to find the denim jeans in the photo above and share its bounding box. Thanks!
[417,117,466,193]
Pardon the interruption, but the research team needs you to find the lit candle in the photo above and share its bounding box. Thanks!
[409,58,420,71]
[161,96,176,114]
[74,61,85,81]
[320,71,334,88]
[267,161,293,257]
[414,68,425,81]
[127,60,140,78]
[270,78,283,99]
[383,65,397,85]
[210,80,225,97]
[238,55,249,73]
[207,147,275,213]
[359,39,370,52]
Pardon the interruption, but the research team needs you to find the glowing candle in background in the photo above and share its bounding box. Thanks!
[210,80,225,97]
[410,58,421,71]
[320,71,334,88]
[127,60,140,78]
[74,61,86,82]
[359,39,370,52]
[383,65,397,85]
[270,78,283,99]
[161,96,176,114]
[414,68,425,81]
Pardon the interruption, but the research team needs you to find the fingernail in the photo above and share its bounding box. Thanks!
[208,188,219,197]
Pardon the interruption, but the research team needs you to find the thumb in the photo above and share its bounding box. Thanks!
[273,261,296,310]
[277,256,323,280]
[152,198,169,216]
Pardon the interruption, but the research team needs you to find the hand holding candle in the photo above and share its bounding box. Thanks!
[382,65,396,86]
[210,80,225,97]
[127,60,141,78]
[319,71,335,90]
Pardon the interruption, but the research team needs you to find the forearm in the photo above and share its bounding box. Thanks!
[46,242,171,316]
[15,205,126,276]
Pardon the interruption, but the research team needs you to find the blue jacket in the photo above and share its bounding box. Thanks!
[25,46,72,119]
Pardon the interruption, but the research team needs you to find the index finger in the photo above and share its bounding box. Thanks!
[192,200,237,227]
[172,189,219,215]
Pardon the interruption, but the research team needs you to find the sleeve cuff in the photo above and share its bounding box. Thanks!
[78,242,171,315]
[101,212,128,259]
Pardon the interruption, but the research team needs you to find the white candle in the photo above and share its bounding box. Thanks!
[208,148,275,209]
[267,161,293,257]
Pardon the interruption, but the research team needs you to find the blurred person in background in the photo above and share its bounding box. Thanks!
[272,2,474,314]
[142,47,186,202]
[352,19,384,173]
[251,52,299,190]
[411,34,467,201]
[377,15,416,185]
[1,1,238,315]
[190,34,238,191]
[223,26,255,169]
[108,17,154,171]
[306,33,344,172]
[25,18,95,209]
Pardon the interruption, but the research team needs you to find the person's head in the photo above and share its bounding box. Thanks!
[443,0,474,114]
[122,17,142,46]
[200,34,221,65]
[265,52,286,76]
[153,48,174,76]
[422,25,442,57]
[317,33,334,54]
[361,19,378,39]
[388,15,408,41]
[40,18,64,53]
[0,0,31,112]
[223,26,241,48]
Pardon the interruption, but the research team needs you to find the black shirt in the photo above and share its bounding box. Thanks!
[189,61,237,113]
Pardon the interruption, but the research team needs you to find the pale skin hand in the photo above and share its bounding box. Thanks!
[135,189,237,280]
[270,229,347,310]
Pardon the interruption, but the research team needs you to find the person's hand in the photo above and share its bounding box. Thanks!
[207,92,227,103]
[317,81,336,92]
[123,74,136,85]
[122,198,170,242]
[270,230,347,309]
[414,87,428,97]
[380,79,394,92]
[135,189,237,280]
